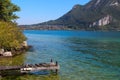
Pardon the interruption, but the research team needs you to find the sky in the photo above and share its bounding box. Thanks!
[11,0,90,25]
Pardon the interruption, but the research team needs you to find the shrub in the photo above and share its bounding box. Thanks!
[0,21,26,51]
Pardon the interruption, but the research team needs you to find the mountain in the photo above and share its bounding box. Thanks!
[21,0,120,31]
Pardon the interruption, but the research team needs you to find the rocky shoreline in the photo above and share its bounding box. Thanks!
[0,41,31,57]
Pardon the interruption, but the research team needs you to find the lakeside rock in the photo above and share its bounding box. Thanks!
[0,41,29,57]
[0,49,4,55]
[22,41,28,47]
[0,49,12,57]
[3,52,12,57]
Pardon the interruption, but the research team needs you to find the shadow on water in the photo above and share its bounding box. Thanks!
[0,71,60,80]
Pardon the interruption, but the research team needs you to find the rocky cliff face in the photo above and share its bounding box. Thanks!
[90,15,112,27]
[85,0,120,9]
[110,1,119,6]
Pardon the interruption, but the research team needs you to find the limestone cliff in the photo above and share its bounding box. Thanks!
[90,15,112,27]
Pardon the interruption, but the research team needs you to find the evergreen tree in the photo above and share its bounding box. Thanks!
[0,0,20,22]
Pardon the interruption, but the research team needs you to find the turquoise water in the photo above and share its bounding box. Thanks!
[1,30,120,80]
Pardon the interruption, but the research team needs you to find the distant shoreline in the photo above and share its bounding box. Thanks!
[19,25,120,31]
[20,28,120,32]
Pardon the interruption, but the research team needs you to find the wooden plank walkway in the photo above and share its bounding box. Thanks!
[0,66,21,71]
[0,59,60,74]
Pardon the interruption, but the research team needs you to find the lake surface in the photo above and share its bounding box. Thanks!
[0,30,120,80]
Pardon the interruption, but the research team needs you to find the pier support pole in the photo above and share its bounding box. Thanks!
[56,61,58,66]
[55,61,58,74]
[51,59,53,63]
[55,69,58,74]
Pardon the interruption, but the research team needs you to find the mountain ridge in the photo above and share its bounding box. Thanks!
[20,0,120,31]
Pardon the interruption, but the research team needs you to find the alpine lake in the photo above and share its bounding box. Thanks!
[0,30,120,80]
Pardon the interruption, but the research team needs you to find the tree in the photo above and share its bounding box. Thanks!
[0,0,27,54]
[0,0,20,22]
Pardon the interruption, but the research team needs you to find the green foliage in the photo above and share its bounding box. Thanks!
[0,0,27,52]
[0,21,26,50]
[0,0,20,22]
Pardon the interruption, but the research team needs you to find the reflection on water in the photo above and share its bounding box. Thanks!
[0,53,25,66]
[1,74,60,80]
[0,30,120,80]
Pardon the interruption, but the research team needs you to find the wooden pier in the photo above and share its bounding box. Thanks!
[0,59,60,74]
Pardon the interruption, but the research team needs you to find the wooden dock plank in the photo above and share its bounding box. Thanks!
[0,60,60,74]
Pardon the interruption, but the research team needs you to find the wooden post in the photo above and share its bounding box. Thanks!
[55,69,58,74]
[55,61,58,74]
[51,59,53,62]
[56,61,58,66]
